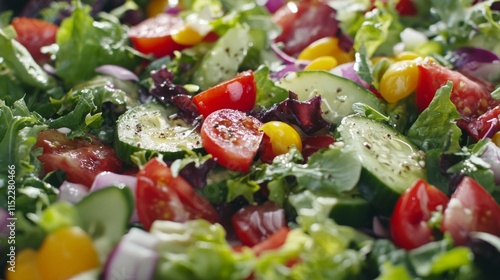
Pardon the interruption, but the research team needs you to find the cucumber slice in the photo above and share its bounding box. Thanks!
[337,115,426,214]
[276,71,384,125]
[115,102,203,163]
[75,186,133,244]
[329,196,372,228]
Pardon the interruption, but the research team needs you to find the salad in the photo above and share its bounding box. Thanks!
[1,0,500,279]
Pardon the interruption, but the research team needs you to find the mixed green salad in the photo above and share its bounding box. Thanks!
[1,0,500,279]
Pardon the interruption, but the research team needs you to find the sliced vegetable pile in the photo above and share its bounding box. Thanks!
[1,0,500,279]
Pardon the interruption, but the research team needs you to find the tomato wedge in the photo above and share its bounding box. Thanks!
[11,17,59,64]
[441,176,500,246]
[193,70,257,118]
[135,157,219,230]
[252,227,291,256]
[36,129,122,188]
[415,62,498,118]
[200,109,263,172]
[390,179,450,250]
[128,13,187,58]
[232,201,287,247]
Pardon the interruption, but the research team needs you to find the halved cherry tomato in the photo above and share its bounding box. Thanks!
[128,13,187,58]
[200,109,263,172]
[5,249,42,280]
[390,179,450,250]
[193,71,257,118]
[136,157,219,230]
[232,201,287,247]
[36,129,122,188]
[11,17,59,64]
[442,176,500,246]
[415,62,498,118]
[272,1,342,57]
[259,121,302,163]
[251,227,291,256]
[301,135,335,160]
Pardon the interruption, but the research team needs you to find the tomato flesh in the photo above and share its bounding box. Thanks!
[415,62,498,118]
[252,227,291,256]
[11,17,59,65]
[36,129,122,188]
[128,13,187,58]
[232,201,287,247]
[301,135,335,160]
[441,176,500,246]
[390,179,450,250]
[201,109,263,173]
[136,157,220,230]
[193,70,257,118]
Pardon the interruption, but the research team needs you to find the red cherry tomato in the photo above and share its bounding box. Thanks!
[11,17,59,64]
[442,176,500,246]
[232,201,287,247]
[252,227,290,256]
[200,109,263,173]
[272,1,341,57]
[193,71,257,118]
[135,157,219,230]
[301,135,335,160]
[390,179,450,250]
[415,62,498,118]
[36,129,122,188]
[457,105,500,141]
[128,13,187,58]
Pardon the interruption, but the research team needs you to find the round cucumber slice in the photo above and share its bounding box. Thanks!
[276,70,384,125]
[337,115,427,215]
[115,102,203,164]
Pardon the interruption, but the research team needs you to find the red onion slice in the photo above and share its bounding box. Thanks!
[95,65,139,81]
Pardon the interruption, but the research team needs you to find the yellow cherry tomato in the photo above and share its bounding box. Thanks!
[395,51,420,61]
[492,132,500,147]
[259,121,302,162]
[5,249,42,280]
[37,227,100,280]
[298,37,354,64]
[379,59,419,103]
[172,24,204,46]
[304,56,338,71]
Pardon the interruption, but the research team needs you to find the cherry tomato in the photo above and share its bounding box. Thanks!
[5,249,42,280]
[11,17,58,65]
[272,1,342,57]
[304,56,338,71]
[232,201,287,246]
[193,71,257,118]
[379,59,419,103]
[395,0,417,16]
[390,179,450,250]
[200,109,263,172]
[252,227,291,256]
[441,176,500,246]
[36,227,100,280]
[259,121,302,163]
[36,129,122,188]
[136,157,220,230]
[301,135,335,160]
[298,37,354,65]
[415,62,498,118]
[128,13,187,58]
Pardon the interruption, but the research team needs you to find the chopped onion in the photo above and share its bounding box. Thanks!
[330,62,371,89]
[256,0,285,13]
[450,47,500,82]
[103,228,159,280]
[95,65,139,81]
[58,181,89,204]
[90,172,139,223]
[480,141,500,185]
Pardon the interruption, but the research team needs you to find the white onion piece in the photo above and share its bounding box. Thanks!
[58,181,89,204]
[90,172,139,223]
[480,142,500,185]
[399,27,428,51]
[103,228,159,280]
[95,65,139,81]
